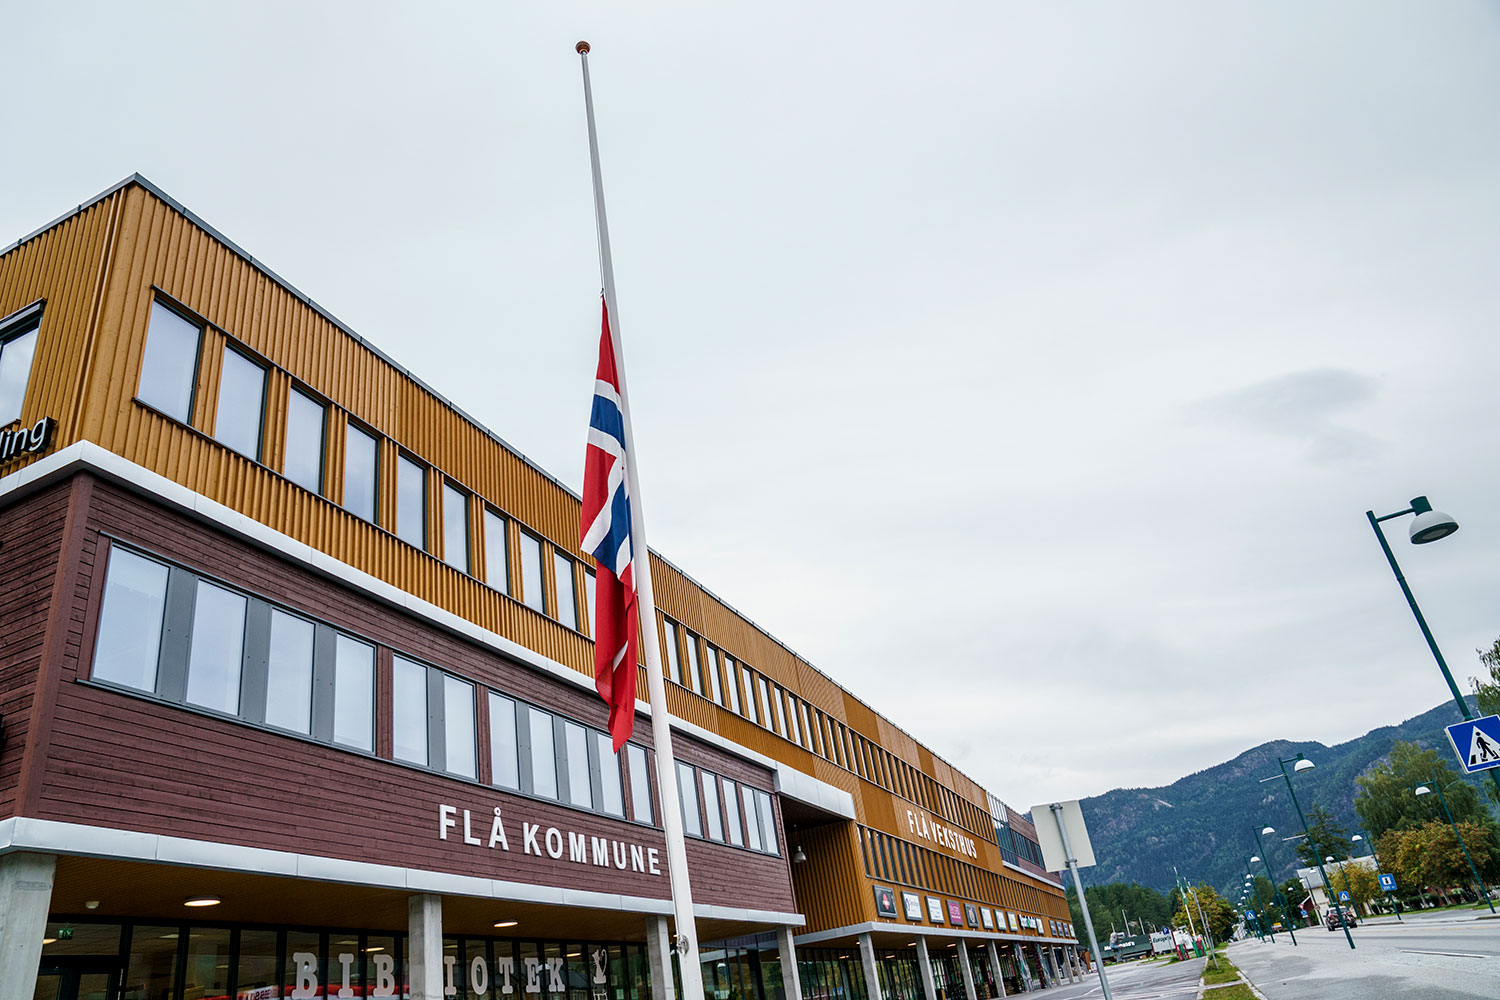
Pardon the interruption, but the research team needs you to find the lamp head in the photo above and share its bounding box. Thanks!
[1351,835,1362,843]
[1293,757,1315,773]
[1261,826,1275,835]
[1251,856,1261,863]
[1407,496,1458,544]
[1415,785,1431,797]
[1325,856,1335,863]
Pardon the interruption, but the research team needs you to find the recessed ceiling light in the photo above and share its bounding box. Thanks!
[42,938,57,946]
[366,947,386,953]
[494,920,518,929]
[184,897,221,907]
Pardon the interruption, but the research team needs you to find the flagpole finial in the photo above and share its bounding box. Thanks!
[576,40,591,54]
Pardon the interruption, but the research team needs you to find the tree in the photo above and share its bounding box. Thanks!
[1066,881,1173,938]
[1323,860,1380,915]
[1473,635,1500,719]
[1293,805,1351,867]
[1172,883,1236,941]
[1281,878,1312,925]
[1381,820,1498,902]
[1355,741,1487,839]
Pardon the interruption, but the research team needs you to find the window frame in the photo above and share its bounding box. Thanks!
[136,298,204,424]
[553,550,579,631]
[0,300,43,427]
[283,384,328,496]
[395,451,428,551]
[519,529,547,614]
[342,420,380,523]
[482,507,512,596]
[441,479,472,574]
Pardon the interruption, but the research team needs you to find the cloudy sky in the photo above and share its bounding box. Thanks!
[7,2,1500,811]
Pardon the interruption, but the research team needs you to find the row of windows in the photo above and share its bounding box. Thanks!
[91,543,653,829]
[673,760,780,857]
[661,615,998,847]
[0,302,40,428]
[137,299,597,638]
[857,826,1055,925]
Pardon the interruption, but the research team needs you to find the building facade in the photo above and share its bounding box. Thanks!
[0,177,1081,1000]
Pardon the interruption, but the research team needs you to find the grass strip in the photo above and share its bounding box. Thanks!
[1203,985,1257,1000]
[1201,959,1241,986]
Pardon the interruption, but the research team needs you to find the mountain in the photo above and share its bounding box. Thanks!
[1060,697,1490,899]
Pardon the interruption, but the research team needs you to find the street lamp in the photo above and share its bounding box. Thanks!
[1414,776,1496,914]
[1268,753,1355,949]
[1253,826,1298,943]
[1366,496,1500,800]
[1241,860,1273,942]
[1352,832,1400,922]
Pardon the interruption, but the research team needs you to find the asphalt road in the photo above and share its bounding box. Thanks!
[1230,914,1500,999]
[1021,955,1204,999]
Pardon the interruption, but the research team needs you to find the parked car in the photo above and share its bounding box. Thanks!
[1326,909,1357,931]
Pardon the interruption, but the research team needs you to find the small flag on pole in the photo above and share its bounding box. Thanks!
[580,298,638,751]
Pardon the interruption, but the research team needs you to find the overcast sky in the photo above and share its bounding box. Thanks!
[7,2,1500,812]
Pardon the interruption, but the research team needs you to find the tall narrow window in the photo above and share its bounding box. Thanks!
[742,666,759,724]
[701,771,724,842]
[138,301,200,422]
[662,620,682,685]
[483,509,510,593]
[564,721,592,808]
[742,786,763,851]
[184,580,247,715]
[684,634,702,695]
[627,743,652,823]
[704,646,723,705]
[91,548,170,693]
[724,655,741,715]
[0,307,40,425]
[553,552,578,630]
[442,482,469,573]
[393,656,429,765]
[758,677,773,731]
[444,675,477,779]
[489,692,520,790]
[786,694,800,745]
[722,777,743,846]
[264,610,314,734]
[756,790,779,855]
[582,568,596,635]
[212,349,266,458]
[396,454,426,549]
[528,707,557,799]
[332,635,374,752]
[343,423,378,521]
[595,731,624,817]
[677,762,702,837]
[284,388,325,494]
[520,531,545,613]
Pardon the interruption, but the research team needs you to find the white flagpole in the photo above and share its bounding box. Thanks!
[576,41,706,1000]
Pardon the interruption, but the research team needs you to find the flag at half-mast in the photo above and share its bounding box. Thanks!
[580,299,638,751]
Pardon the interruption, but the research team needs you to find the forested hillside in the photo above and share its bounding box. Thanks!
[1046,698,1492,899]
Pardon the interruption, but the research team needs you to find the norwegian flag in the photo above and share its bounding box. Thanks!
[580,299,638,751]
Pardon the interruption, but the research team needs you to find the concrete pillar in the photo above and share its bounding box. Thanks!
[858,932,884,1000]
[646,916,675,1000]
[1034,946,1051,989]
[0,853,56,995]
[955,941,978,1000]
[1069,948,1081,983]
[984,940,1007,998]
[913,937,938,1000]
[776,926,802,1000]
[408,894,443,1000]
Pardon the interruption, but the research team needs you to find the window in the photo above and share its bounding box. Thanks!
[756,790,779,855]
[704,646,723,705]
[213,348,265,459]
[91,548,169,693]
[554,552,578,630]
[343,423,379,521]
[396,454,426,549]
[785,694,800,745]
[284,388,325,494]
[483,509,510,593]
[138,300,200,422]
[741,786,763,851]
[442,482,470,573]
[742,666,759,725]
[332,635,374,752]
[662,620,682,684]
[443,675,477,780]
[595,731,624,817]
[0,304,40,425]
[722,778,744,846]
[700,771,724,841]
[765,680,781,733]
[528,706,558,799]
[520,531,545,613]
[627,743,652,823]
[684,633,702,695]
[393,656,429,765]
[564,721,592,808]
[264,610,314,734]
[184,580,247,715]
[677,761,702,837]
[489,692,520,790]
[724,655,741,715]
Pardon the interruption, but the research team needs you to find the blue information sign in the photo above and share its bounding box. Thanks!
[1445,715,1500,774]
[1379,873,1397,892]
[1338,890,1351,902]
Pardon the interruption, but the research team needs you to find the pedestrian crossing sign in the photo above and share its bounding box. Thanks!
[1445,715,1500,774]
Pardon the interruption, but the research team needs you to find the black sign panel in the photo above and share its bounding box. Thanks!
[873,885,898,919]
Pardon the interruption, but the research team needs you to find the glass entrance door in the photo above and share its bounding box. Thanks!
[32,957,120,1000]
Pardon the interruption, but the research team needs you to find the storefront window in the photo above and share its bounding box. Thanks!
[285,930,325,999]
[237,928,280,998]
[183,926,231,998]
[444,937,468,1000]
[367,934,399,998]
[467,938,493,997]
[330,935,363,998]
[566,943,591,1000]
[122,925,180,1000]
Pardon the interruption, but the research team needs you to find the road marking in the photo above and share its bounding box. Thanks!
[1398,949,1489,959]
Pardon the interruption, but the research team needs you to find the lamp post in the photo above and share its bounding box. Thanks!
[1272,753,1355,949]
[1240,865,1265,941]
[1366,496,1500,801]
[1253,827,1297,943]
[1414,775,1496,914]
[1325,856,1358,918]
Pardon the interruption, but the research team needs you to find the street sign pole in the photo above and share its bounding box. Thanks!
[1050,803,1113,1000]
